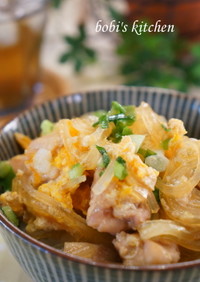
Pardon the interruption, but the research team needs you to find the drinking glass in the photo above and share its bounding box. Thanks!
[0,0,48,115]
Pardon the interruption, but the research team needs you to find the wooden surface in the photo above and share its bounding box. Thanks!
[0,69,71,128]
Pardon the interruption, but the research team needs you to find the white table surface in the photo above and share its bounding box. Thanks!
[0,234,32,282]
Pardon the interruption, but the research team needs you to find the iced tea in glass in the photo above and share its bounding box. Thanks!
[0,0,48,115]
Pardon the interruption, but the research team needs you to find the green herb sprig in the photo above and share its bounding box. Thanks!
[59,24,96,72]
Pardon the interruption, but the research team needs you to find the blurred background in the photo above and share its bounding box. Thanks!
[1,0,200,124]
[40,0,200,93]
[1,1,200,281]
[42,0,200,92]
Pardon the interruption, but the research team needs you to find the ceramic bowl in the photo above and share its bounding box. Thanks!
[0,86,200,282]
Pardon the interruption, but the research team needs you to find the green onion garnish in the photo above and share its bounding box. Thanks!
[93,114,109,129]
[161,124,171,132]
[93,110,107,118]
[153,188,160,203]
[122,127,133,136]
[96,146,110,168]
[161,138,172,150]
[0,161,12,178]
[0,162,15,193]
[41,120,55,136]
[1,206,19,226]
[114,156,128,180]
[138,148,156,158]
[69,163,84,179]
[110,101,126,115]
[93,102,136,143]
[108,113,135,124]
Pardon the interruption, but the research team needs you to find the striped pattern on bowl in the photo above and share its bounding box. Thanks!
[0,86,200,282]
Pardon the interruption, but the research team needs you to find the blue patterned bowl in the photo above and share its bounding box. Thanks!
[0,86,200,282]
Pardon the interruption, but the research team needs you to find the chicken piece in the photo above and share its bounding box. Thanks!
[87,181,151,234]
[87,151,158,234]
[87,183,128,234]
[113,232,180,266]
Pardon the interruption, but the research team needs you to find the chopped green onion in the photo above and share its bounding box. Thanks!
[96,146,110,168]
[122,127,133,136]
[69,163,84,179]
[93,110,107,118]
[110,101,126,115]
[145,154,169,172]
[108,122,124,143]
[93,114,109,128]
[114,156,128,180]
[0,162,15,193]
[41,120,55,135]
[130,135,145,152]
[1,206,19,226]
[0,161,12,178]
[146,149,157,158]
[161,124,171,132]
[109,120,133,143]
[108,113,135,124]
[161,138,172,150]
[153,188,160,203]
[124,105,136,117]
[138,148,156,158]
[93,102,136,143]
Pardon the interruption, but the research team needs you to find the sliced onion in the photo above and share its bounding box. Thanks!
[146,190,160,214]
[92,160,115,195]
[13,175,111,244]
[58,120,78,163]
[157,138,200,198]
[138,219,200,251]
[130,134,145,152]
[132,102,165,147]
[161,188,200,227]
[145,154,169,172]
[80,146,101,170]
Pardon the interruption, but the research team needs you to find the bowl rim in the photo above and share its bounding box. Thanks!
[1,84,200,131]
[1,85,200,272]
